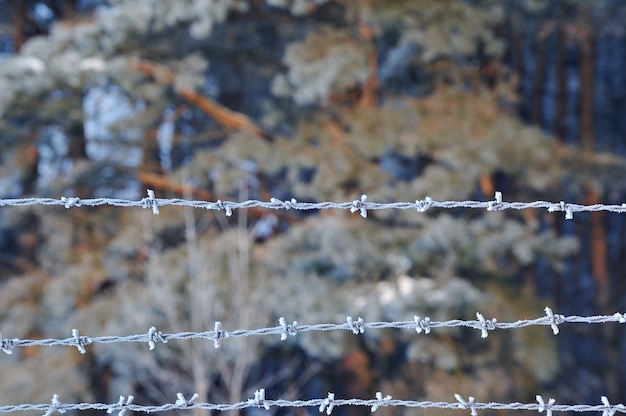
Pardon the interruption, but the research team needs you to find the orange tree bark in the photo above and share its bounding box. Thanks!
[554,16,567,146]
[586,185,608,309]
[580,25,596,152]
[10,0,28,52]
[129,59,273,142]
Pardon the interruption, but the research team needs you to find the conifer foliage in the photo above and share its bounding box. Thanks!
[0,0,624,411]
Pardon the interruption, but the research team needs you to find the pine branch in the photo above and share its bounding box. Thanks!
[129,59,273,142]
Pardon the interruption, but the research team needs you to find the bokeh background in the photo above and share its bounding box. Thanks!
[0,1,625,415]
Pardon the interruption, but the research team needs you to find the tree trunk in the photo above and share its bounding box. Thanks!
[67,121,88,161]
[585,185,608,308]
[554,15,567,146]
[10,0,28,52]
[580,26,596,152]
[531,24,547,127]
[61,0,79,21]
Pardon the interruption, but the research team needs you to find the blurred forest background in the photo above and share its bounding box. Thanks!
[0,0,625,415]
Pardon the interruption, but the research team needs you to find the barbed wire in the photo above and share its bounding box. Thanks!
[1,307,624,355]
[1,190,625,219]
[2,391,625,416]
[2,192,624,414]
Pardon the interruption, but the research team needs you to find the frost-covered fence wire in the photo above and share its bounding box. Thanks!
[2,192,625,414]
[1,308,624,354]
[3,391,625,416]
[1,190,625,218]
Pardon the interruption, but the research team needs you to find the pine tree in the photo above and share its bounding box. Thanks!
[0,0,623,410]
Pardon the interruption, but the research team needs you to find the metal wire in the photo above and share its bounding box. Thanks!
[1,307,624,354]
[1,190,623,414]
[1,190,624,218]
[3,391,625,416]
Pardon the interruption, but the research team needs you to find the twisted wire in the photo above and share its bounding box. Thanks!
[1,190,625,218]
[2,192,625,414]
[1,308,624,354]
[2,391,625,415]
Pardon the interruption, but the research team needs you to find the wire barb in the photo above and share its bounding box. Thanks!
[415,196,433,212]
[346,316,365,334]
[107,396,134,416]
[212,321,229,349]
[350,194,368,218]
[544,307,564,335]
[319,393,335,415]
[475,312,496,338]
[147,326,167,350]
[43,395,65,416]
[61,197,81,209]
[71,329,91,354]
[548,201,573,220]
[536,395,555,416]
[455,394,477,416]
[279,317,298,341]
[601,396,626,416]
[0,333,15,355]
[215,200,232,217]
[487,191,504,211]
[142,189,160,215]
[176,393,199,407]
[413,315,431,334]
[270,197,299,210]
[371,392,392,413]
[249,389,270,410]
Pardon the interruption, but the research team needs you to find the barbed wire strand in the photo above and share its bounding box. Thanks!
[2,391,625,415]
[2,190,626,219]
[1,307,624,354]
[1,193,624,414]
